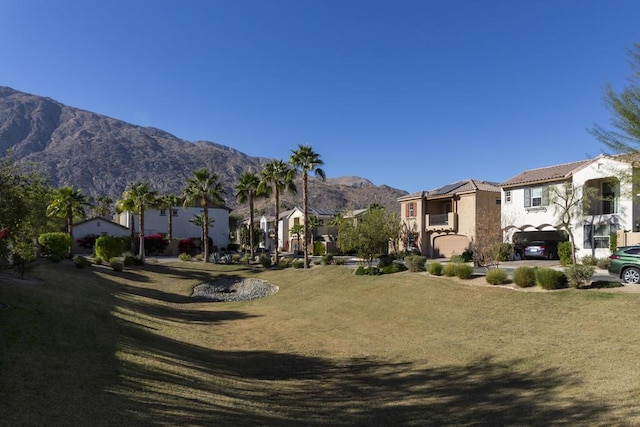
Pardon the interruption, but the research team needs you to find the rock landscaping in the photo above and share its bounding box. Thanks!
[191,277,279,302]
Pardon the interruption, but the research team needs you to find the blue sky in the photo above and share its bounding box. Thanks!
[1,0,639,194]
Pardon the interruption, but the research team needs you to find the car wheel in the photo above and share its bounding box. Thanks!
[622,267,640,284]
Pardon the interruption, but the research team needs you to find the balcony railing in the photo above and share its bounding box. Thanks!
[425,212,457,232]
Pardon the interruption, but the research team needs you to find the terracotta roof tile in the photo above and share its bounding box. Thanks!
[500,159,592,187]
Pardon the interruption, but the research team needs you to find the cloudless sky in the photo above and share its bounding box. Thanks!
[1,0,639,194]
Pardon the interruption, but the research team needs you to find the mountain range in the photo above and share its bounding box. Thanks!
[0,86,408,217]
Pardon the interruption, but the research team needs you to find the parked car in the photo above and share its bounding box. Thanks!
[523,240,558,260]
[608,246,640,284]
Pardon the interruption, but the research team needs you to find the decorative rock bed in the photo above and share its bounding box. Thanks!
[191,277,279,302]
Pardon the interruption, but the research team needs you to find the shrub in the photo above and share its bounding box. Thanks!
[95,236,125,261]
[427,261,443,276]
[405,255,427,272]
[565,264,596,288]
[278,258,292,268]
[178,252,192,261]
[122,252,136,267]
[498,243,513,261]
[378,254,394,268]
[313,241,325,256]
[461,249,474,262]
[355,266,381,275]
[76,234,99,250]
[259,255,272,268]
[322,253,334,265]
[109,257,123,272]
[92,256,104,265]
[450,253,465,263]
[72,255,91,268]
[581,255,597,266]
[144,234,169,255]
[292,260,305,268]
[455,264,474,280]
[335,257,346,265]
[535,267,567,290]
[178,238,197,256]
[381,263,407,274]
[513,266,536,288]
[597,257,611,269]
[485,268,508,285]
[442,262,457,277]
[558,241,573,266]
[38,232,71,259]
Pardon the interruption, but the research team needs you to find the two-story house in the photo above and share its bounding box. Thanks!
[501,154,639,259]
[398,179,502,258]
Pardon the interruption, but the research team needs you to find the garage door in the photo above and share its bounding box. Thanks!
[433,235,470,258]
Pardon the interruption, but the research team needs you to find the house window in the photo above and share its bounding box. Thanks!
[504,190,511,204]
[602,181,617,214]
[405,202,416,218]
[160,210,167,216]
[524,185,549,208]
[495,198,501,205]
[294,217,300,226]
[172,209,179,216]
[583,223,611,249]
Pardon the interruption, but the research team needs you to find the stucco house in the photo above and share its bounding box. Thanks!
[500,154,639,260]
[115,205,231,250]
[71,216,131,254]
[398,179,502,258]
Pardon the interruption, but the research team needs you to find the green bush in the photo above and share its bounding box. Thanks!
[381,263,407,274]
[335,257,346,265]
[405,255,427,272]
[442,262,457,277]
[597,257,611,269]
[92,256,104,265]
[95,235,125,261]
[322,253,334,265]
[72,255,91,268]
[565,264,596,288]
[427,261,443,276]
[313,241,325,256]
[450,253,465,263]
[355,266,381,275]
[278,258,292,268]
[378,254,394,268]
[581,255,597,266]
[461,249,474,262]
[535,267,567,290]
[38,232,71,259]
[498,243,513,261]
[109,257,124,272]
[292,260,305,268]
[455,264,474,279]
[259,255,272,268]
[513,266,536,288]
[558,241,573,266]
[485,268,508,285]
[178,252,192,261]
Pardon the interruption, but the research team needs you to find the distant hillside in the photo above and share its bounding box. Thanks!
[0,86,408,216]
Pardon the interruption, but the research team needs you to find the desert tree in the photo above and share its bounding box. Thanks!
[470,204,504,269]
[46,186,91,257]
[117,182,159,262]
[234,170,262,259]
[258,159,297,265]
[289,144,325,268]
[183,168,227,262]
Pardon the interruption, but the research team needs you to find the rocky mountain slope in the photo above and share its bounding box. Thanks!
[0,86,407,216]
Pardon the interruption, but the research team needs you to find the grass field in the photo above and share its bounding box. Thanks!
[1,260,640,426]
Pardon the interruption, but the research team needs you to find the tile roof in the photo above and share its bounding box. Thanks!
[397,179,500,202]
[500,159,593,187]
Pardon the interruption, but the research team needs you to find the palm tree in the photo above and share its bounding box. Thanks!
[289,144,325,268]
[46,186,91,257]
[289,223,304,253]
[90,195,113,218]
[115,197,137,253]
[235,171,262,259]
[182,168,227,263]
[189,212,216,252]
[118,182,159,262]
[258,160,297,265]
[159,193,182,255]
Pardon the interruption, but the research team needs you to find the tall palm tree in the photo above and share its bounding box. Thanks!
[159,193,182,255]
[307,215,324,256]
[234,171,262,259]
[258,159,297,265]
[90,195,113,218]
[189,212,216,251]
[115,196,137,253]
[182,168,227,263]
[118,182,159,262]
[289,144,325,268]
[46,186,91,257]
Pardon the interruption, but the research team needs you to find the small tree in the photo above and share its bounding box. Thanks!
[471,204,503,269]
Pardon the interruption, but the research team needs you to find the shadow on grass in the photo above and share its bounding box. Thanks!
[113,327,616,426]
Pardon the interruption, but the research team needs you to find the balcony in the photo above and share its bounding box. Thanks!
[425,212,457,232]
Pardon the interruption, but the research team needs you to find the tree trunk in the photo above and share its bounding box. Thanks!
[139,207,145,262]
[249,195,255,259]
[203,204,210,262]
[303,172,309,268]
[274,190,280,265]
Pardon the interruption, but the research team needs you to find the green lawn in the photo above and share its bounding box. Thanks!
[1,260,639,426]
